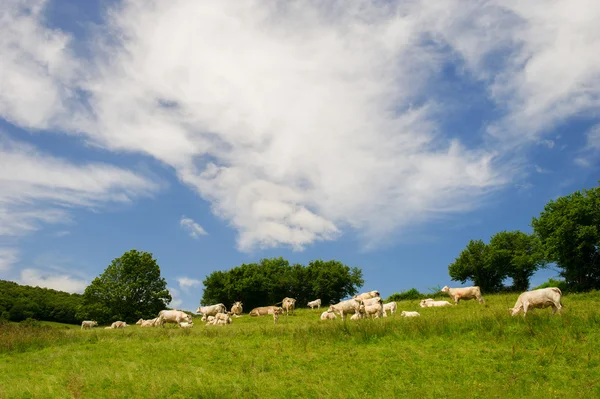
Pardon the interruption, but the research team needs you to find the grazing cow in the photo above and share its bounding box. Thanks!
[509,287,563,317]
[419,299,453,308]
[108,321,128,329]
[441,286,485,304]
[271,307,284,324]
[282,297,296,316]
[229,301,243,317]
[320,310,337,320]
[179,321,194,328]
[328,298,363,321]
[81,320,98,329]
[382,302,397,317]
[307,299,322,310]
[400,311,421,318]
[207,312,232,326]
[249,306,281,316]
[157,310,192,327]
[197,304,227,321]
[354,290,380,301]
[363,297,384,318]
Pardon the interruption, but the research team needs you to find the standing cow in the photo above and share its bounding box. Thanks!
[509,287,563,317]
[441,286,485,304]
[157,310,192,327]
[282,297,296,316]
[81,320,98,329]
[196,304,227,321]
[307,299,321,310]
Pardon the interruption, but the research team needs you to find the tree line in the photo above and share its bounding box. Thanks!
[449,183,600,292]
[201,257,364,311]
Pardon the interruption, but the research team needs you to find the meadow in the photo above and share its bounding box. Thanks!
[1,292,600,399]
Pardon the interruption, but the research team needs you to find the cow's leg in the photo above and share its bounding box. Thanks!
[522,302,529,317]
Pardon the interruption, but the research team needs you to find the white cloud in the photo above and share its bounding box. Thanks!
[177,276,201,290]
[167,287,183,309]
[18,268,88,293]
[179,217,207,239]
[0,135,159,236]
[534,165,550,174]
[573,124,600,168]
[0,248,18,272]
[1,0,599,251]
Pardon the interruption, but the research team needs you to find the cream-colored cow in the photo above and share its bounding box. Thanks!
[320,310,336,320]
[229,301,243,317]
[382,302,397,317]
[249,306,281,316]
[282,297,296,316]
[307,299,322,310]
[509,287,563,317]
[354,290,380,301]
[400,311,420,317]
[441,286,485,304]
[419,299,452,308]
[328,298,363,321]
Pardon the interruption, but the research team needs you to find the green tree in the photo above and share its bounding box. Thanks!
[448,239,505,292]
[532,185,600,291]
[78,249,171,324]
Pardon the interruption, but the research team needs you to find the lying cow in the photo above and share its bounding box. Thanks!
[157,310,192,327]
[509,287,563,317]
[382,302,397,317]
[179,321,194,328]
[206,312,232,326]
[354,290,380,301]
[307,299,322,310]
[419,299,452,308]
[106,321,128,329]
[136,318,158,327]
[400,311,421,318]
[249,306,281,317]
[196,304,227,321]
[320,310,337,320]
[441,286,485,304]
[81,320,98,329]
[282,297,296,315]
[228,301,243,317]
[328,298,363,321]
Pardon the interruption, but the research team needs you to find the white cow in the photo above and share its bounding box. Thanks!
[400,311,421,317]
[382,302,397,317]
[320,310,337,320]
[107,321,128,329]
[328,298,363,321]
[81,320,98,329]
[229,301,243,317]
[509,287,563,317]
[179,321,194,328]
[157,310,192,327]
[270,307,284,324]
[307,299,322,310]
[207,312,232,326]
[354,291,380,301]
[419,299,453,308]
[197,304,227,321]
[141,318,158,327]
[441,286,485,304]
[363,297,384,318]
[282,297,296,316]
[249,306,281,316]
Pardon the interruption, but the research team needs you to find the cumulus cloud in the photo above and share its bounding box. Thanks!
[1,0,599,251]
[18,268,88,293]
[177,276,201,290]
[0,248,18,272]
[180,217,207,239]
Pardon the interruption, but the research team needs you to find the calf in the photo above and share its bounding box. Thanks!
[419,299,452,308]
[441,286,485,304]
[509,287,563,317]
[400,311,421,318]
[307,299,322,310]
[320,310,337,320]
[270,307,284,324]
[81,320,98,329]
[207,312,232,326]
[179,321,194,328]
[363,297,384,318]
[382,302,397,317]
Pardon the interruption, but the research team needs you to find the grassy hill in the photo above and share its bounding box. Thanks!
[1,291,599,398]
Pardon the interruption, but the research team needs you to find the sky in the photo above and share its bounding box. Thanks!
[1,0,599,312]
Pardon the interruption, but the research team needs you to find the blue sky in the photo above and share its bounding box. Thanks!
[1,0,599,312]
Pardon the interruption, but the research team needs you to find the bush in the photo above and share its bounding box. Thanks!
[386,288,426,302]
[534,278,568,292]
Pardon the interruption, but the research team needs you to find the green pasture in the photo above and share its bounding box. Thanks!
[1,292,600,398]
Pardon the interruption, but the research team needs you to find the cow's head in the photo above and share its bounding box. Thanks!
[509,306,522,316]
[92,321,98,326]
[441,286,450,293]
[401,311,407,317]
[136,319,144,325]
[196,306,203,314]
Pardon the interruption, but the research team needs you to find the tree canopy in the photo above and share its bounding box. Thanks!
[77,249,171,324]
[201,257,364,310]
[532,184,600,291]
[448,231,544,292]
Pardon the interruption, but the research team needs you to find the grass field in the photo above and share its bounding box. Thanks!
[1,291,600,399]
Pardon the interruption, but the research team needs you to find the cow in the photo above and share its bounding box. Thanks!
[81,320,98,329]
[509,287,563,317]
[206,312,232,326]
[307,299,322,310]
[363,297,384,318]
[140,318,158,327]
[179,321,194,328]
[400,311,421,317]
[196,304,227,321]
[206,316,215,323]
[271,307,284,324]
[419,299,453,308]
[354,290,380,301]
[157,310,192,327]
[107,321,128,329]
[229,301,243,317]
[282,297,296,316]
[320,310,337,320]
[249,306,281,316]
[441,286,485,304]
[382,301,397,317]
[328,298,363,321]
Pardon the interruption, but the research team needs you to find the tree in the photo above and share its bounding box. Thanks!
[448,239,505,292]
[201,258,363,310]
[532,185,600,291]
[78,249,171,324]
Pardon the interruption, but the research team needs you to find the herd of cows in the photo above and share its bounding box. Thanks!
[80,285,565,330]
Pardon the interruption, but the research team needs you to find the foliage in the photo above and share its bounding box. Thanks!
[201,257,363,310]
[532,184,600,291]
[534,278,568,292]
[449,231,544,293]
[2,292,600,398]
[0,280,82,324]
[78,249,171,324]
[386,288,427,302]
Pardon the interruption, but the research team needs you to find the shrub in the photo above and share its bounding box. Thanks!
[386,288,425,302]
[534,278,568,292]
